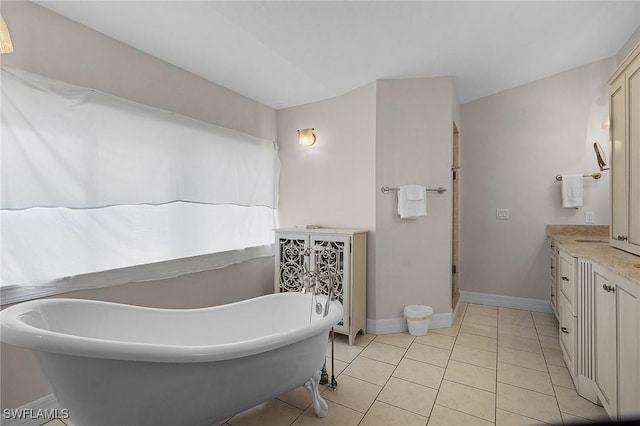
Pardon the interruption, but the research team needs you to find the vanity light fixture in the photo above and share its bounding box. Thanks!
[0,16,14,55]
[298,128,316,146]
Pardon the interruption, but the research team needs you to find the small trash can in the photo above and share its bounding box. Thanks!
[404,305,433,336]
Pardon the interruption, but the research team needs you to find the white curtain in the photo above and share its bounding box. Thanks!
[1,68,279,210]
[0,67,279,288]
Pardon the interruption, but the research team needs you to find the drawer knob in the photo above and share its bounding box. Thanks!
[617,235,628,241]
[561,276,569,281]
[561,327,569,334]
[602,284,615,293]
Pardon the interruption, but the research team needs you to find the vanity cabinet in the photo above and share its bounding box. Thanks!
[609,42,640,256]
[557,251,599,404]
[548,233,640,419]
[593,262,640,420]
[274,228,367,345]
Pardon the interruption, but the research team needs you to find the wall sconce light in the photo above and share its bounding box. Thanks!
[298,128,316,146]
[593,142,609,171]
[0,16,14,55]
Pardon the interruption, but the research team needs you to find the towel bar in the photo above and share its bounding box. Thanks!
[381,186,446,194]
[555,173,602,182]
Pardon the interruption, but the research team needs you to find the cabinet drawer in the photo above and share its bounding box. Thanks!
[559,250,577,316]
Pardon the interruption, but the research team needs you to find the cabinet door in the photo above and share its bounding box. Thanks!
[559,293,576,376]
[610,75,628,247]
[627,55,640,252]
[617,278,640,419]
[594,266,617,418]
[310,235,350,333]
[610,44,640,256]
[274,233,309,293]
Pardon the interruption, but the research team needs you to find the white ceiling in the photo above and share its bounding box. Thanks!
[36,1,640,110]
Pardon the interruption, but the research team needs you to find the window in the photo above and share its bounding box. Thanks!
[0,67,279,300]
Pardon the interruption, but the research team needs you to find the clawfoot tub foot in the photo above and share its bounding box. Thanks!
[303,369,328,418]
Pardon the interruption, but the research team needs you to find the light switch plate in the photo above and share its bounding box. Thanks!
[497,209,510,220]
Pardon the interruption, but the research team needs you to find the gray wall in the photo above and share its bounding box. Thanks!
[276,83,377,316]
[278,77,460,325]
[375,78,458,319]
[459,58,614,301]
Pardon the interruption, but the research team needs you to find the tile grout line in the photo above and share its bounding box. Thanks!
[456,303,499,424]
[501,308,569,425]
[494,307,501,425]
[434,302,501,424]
[532,311,566,425]
[361,309,463,424]
[352,333,392,425]
[359,335,413,423]
[501,309,550,425]
[426,326,454,424]
[458,315,499,425]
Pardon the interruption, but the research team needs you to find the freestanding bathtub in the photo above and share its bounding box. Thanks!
[0,292,343,426]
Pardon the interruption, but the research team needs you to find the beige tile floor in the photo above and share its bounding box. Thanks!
[42,303,609,426]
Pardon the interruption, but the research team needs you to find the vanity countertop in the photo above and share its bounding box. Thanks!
[547,224,640,286]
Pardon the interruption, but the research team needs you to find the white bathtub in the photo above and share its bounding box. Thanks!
[0,292,343,426]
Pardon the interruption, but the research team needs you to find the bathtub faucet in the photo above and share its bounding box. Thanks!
[300,263,319,295]
[300,247,325,295]
[298,246,338,317]
[323,270,335,318]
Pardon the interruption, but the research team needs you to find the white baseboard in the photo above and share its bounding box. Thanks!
[365,292,551,335]
[366,310,454,335]
[460,290,553,313]
[1,394,66,426]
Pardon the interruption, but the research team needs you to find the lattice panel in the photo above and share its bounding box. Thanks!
[313,240,345,306]
[278,238,306,292]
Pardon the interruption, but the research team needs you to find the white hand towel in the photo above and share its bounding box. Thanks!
[561,174,583,208]
[404,185,425,201]
[398,185,427,218]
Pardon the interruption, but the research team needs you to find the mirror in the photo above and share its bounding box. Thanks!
[593,142,609,171]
